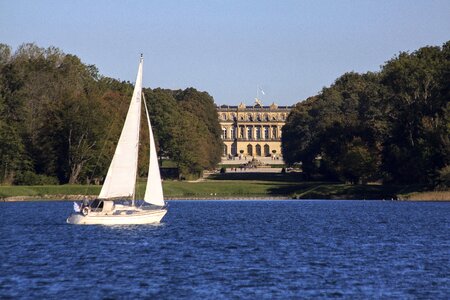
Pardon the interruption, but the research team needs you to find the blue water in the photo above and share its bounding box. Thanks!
[0,200,449,299]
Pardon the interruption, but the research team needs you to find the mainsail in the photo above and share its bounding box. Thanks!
[143,94,165,206]
[99,58,143,199]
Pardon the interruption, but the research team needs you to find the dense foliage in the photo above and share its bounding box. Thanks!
[282,41,450,187]
[0,43,222,184]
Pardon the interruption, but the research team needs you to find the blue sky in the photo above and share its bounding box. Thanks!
[1,0,449,106]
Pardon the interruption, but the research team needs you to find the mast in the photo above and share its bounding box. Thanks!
[131,53,144,206]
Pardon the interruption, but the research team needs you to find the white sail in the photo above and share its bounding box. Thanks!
[143,95,165,206]
[99,58,143,199]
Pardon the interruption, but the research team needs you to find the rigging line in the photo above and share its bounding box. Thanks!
[139,91,151,208]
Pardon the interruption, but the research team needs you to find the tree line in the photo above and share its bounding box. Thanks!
[282,41,449,188]
[0,43,222,184]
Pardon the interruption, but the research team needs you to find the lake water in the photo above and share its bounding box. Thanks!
[0,200,449,299]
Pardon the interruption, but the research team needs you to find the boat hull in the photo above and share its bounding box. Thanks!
[67,209,167,225]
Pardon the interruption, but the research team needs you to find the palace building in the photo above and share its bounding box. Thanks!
[217,100,292,157]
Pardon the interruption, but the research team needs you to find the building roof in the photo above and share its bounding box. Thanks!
[217,104,292,110]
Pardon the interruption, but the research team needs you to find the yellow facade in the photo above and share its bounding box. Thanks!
[217,101,292,157]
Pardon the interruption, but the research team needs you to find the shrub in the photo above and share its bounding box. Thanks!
[220,167,226,174]
[14,171,59,185]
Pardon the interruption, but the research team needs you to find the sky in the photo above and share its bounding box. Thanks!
[1,0,449,106]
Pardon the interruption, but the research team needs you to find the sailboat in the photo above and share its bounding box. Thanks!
[67,55,167,225]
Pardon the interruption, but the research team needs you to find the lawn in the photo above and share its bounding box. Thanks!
[1,172,444,200]
[1,177,435,201]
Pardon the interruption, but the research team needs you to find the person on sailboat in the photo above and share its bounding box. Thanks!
[82,197,89,209]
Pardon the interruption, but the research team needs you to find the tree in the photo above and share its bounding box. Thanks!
[282,41,450,186]
[381,45,449,184]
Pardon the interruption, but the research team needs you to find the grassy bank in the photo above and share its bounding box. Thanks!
[398,191,450,201]
[2,173,446,201]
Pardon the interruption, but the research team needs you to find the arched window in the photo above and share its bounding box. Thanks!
[264,144,270,156]
[255,144,262,156]
[247,144,253,156]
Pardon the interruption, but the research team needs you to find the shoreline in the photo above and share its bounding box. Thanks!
[2,195,448,202]
[1,181,448,202]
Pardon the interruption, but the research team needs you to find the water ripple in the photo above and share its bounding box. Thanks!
[0,200,449,299]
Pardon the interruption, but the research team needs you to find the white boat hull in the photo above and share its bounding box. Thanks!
[67,208,167,225]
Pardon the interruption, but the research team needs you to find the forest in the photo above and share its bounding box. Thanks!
[282,41,449,189]
[1,41,449,190]
[0,43,222,185]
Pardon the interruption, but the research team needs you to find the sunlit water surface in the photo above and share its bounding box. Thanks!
[1,200,449,299]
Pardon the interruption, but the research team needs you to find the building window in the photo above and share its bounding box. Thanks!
[222,113,227,120]
[247,144,253,156]
[264,127,269,139]
[256,127,261,139]
[264,144,270,156]
[222,128,227,139]
[247,127,252,140]
[272,127,277,138]
[255,144,261,156]
[230,127,235,139]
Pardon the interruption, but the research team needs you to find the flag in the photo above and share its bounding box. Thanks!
[259,87,265,95]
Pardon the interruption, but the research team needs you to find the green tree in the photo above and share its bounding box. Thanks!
[283,41,449,186]
[381,44,449,184]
